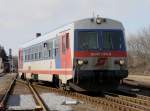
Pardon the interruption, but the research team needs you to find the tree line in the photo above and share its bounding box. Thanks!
[127,26,150,73]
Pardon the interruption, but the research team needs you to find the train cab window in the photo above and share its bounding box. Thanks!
[112,32,122,50]
[102,32,112,50]
[78,32,98,50]
[102,31,123,50]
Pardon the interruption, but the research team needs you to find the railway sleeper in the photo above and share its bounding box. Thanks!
[119,95,150,106]
[105,95,150,111]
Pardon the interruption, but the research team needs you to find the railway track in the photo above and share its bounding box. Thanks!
[0,79,49,111]
[33,83,150,111]
[104,93,150,111]
[27,81,49,111]
[1,78,150,111]
[0,77,16,110]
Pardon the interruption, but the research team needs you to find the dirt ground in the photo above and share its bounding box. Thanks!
[125,74,150,88]
[127,75,150,83]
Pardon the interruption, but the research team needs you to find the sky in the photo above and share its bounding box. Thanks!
[0,0,150,55]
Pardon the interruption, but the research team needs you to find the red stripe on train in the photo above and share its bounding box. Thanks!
[19,69,72,75]
[74,51,127,57]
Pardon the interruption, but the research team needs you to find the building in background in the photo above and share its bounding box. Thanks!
[9,49,18,72]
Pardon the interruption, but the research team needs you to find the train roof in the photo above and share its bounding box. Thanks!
[20,17,124,49]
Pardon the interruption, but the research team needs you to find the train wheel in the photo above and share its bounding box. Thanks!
[29,79,33,84]
[52,75,63,88]
[21,73,25,80]
[58,79,64,89]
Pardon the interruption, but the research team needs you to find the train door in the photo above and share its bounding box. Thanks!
[54,38,61,68]
[60,33,71,70]
[18,49,23,69]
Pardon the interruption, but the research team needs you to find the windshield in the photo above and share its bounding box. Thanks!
[78,32,98,50]
[102,31,123,50]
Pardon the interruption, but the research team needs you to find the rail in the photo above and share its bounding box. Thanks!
[28,82,49,111]
[33,83,146,111]
[0,76,17,110]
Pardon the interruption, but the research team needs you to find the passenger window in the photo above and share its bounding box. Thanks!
[62,36,66,53]
[44,50,48,58]
[48,49,51,58]
[26,55,28,61]
[66,33,69,49]
[30,54,32,61]
[55,48,58,56]
[39,52,42,59]
[25,55,27,61]
[32,54,35,60]
[35,53,38,60]
[28,55,30,61]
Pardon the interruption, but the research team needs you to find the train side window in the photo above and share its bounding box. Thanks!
[26,55,28,61]
[43,50,48,59]
[48,49,51,58]
[39,52,42,59]
[62,36,66,53]
[66,33,70,49]
[28,55,30,61]
[53,38,59,57]
[35,53,38,60]
[25,55,27,61]
[29,55,31,61]
[31,54,34,60]
[21,55,23,63]
[54,48,59,56]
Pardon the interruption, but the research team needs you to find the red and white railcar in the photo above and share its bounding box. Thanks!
[18,17,128,91]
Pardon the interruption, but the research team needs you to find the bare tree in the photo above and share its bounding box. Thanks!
[127,26,150,73]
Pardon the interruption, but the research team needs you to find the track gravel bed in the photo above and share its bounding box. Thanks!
[104,95,150,111]
[34,83,150,111]
[11,80,150,111]
[34,84,99,111]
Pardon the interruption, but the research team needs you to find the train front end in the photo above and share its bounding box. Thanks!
[71,17,128,92]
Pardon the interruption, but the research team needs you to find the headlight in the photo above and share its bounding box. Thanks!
[96,17,102,24]
[77,60,84,65]
[119,60,125,65]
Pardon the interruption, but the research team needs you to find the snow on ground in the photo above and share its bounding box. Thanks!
[7,94,37,110]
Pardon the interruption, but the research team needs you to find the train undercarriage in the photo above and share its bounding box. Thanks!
[68,70,128,92]
[20,69,128,92]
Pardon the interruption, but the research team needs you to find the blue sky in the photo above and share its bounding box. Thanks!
[0,0,150,55]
